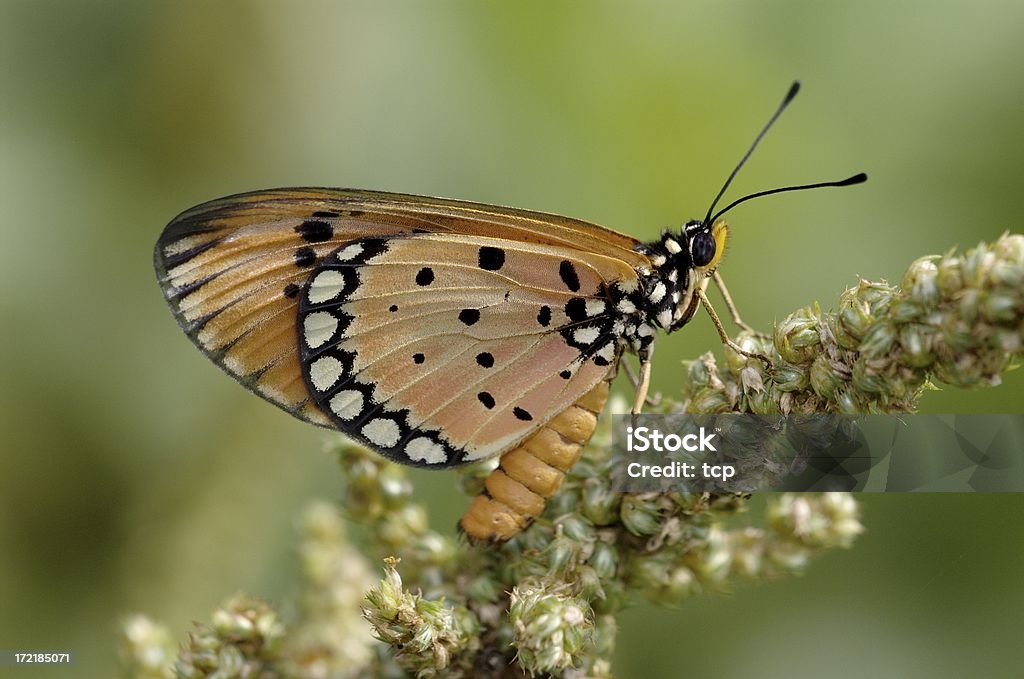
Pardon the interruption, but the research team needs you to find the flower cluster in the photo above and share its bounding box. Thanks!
[686,233,1024,415]
[119,235,1022,677]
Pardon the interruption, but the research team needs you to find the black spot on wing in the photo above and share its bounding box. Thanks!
[478,392,496,409]
[458,309,480,326]
[294,247,317,268]
[416,267,435,286]
[564,297,588,322]
[593,343,613,366]
[559,260,581,292]
[513,407,533,421]
[413,353,425,364]
[295,219,334,242]
[283,283,300,299]
[476,352,494,368]
[478,246,506,271]
[537,305,552,327]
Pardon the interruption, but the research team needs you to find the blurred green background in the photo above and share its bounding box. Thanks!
[2,2,1022,677]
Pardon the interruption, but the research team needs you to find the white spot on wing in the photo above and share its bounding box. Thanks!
[406,437,447,464]
[304,311,339,348]
[617,278,639,293]
[329,390,363,420]
[256,384,288,405]
[363,418,401,447]
[336,243,364,261]
[665,238,682,254]
[573,327,600,345]
[163,235,205,257]
[657,309,673,327]
[597,343,616,362]
[649,281,666,304]
[309,356,343,391]
[307,270,348,304]
[222,355,244,375]
[585,299,606,317]
[616,299,636,314]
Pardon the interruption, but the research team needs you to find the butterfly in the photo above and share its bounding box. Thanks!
[154,82,865,541]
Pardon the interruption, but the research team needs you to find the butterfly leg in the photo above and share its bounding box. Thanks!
[621,358,661,409]
[632,344,653,416]
[697,288,771,368]
[712,271,768,338]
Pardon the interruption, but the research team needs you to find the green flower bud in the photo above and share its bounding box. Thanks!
[774,307,821,364]
[899,324,936,368]
[809,354,845,401]
[510,584,593,675]
[962,243,996,287]
[683,356,712,388]
[940,317,977,353]
[858,321,896,359]
[772,362,810,392]
[901,256,940,306]
[120,615,174,679]
[983,291,1018,323]
[545,533,583,575]
[620,495,663,536]
[888,299,922,323]
[577,565,606,601]
[589,541,619,580]
[688,386,733,414]
[936,256,964,296]
[581,477,621,526]
[558,514,595,543]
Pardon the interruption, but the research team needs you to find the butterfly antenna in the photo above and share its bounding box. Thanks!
[709,172,867,224]
[702,81,802,226]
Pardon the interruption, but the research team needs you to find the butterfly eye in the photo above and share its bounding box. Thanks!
[691,231,716,267]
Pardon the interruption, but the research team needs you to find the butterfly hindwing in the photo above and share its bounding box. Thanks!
[155,188,648,442]
[296,232,634,467]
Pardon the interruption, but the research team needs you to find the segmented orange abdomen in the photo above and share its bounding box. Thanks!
[459,380,610,541]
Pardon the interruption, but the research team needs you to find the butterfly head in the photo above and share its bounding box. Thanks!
[639,81,867,334]
[684,218,729,272]
[638,217,728,333]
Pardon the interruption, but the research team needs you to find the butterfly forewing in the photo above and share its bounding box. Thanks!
[296,233,632,467]
[154,188,648,447]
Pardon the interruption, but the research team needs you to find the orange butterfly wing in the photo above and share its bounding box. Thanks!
[296,232,636,466]
[154,188,651,462]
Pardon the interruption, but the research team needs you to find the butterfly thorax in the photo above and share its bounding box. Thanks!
[632,218,729,340]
